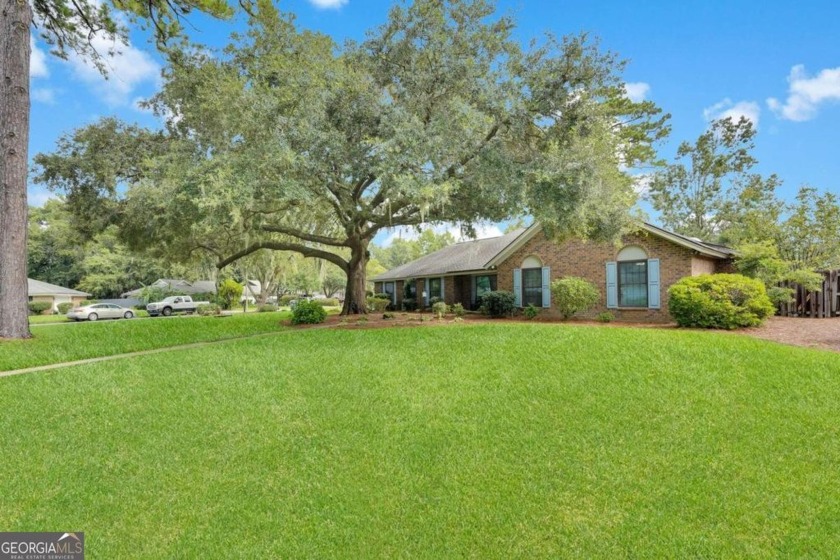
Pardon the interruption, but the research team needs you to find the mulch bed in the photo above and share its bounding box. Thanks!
[288,312,840,354]
[738,316,840,354]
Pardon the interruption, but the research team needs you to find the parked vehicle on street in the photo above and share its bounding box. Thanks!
[146,295,211,317]
[67,303,135,322]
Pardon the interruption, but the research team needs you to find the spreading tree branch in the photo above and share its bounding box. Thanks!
[260,224,347,247]
[217,241,349,272]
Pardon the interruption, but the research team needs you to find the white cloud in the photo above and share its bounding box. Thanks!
[381,222,503,247]
[632,173,653,196]
[65,34,160,107]
[308,0,348,8]
[27,188,57,207]
[30,36,49,78]
[623,82,650,103]
[703,98,761,127]
[32,88,56,104]
[767,65,840,121]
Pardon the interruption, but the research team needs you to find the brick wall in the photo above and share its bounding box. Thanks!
[495,230,712,322]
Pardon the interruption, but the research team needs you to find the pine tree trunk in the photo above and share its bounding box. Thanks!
[0,0,32,339]
[341,239,369,315]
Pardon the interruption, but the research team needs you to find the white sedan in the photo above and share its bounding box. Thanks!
[67,303,135,321]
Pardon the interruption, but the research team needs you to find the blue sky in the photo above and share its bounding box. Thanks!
[28,0,840,241]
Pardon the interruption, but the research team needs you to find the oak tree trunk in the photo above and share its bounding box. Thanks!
[341,238,369,315]
[0,0,32,339]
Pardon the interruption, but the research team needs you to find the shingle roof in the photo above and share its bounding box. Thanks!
[373,222,735,282]
[121,279,217,298]
[28,278,90,297]
[372,228,527,281]
[640,223,737,257]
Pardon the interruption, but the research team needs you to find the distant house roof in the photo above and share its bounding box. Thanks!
[121,279,217,298]
[373,222,733,282]
[28,278,90,297]
[372,228,528,281]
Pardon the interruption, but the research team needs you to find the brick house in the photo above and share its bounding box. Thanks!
[372,223,735,322]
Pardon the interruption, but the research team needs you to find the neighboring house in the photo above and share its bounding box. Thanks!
[372,223,735,322]
[28,278,90,313]
[121,279,217,298]
[241,280,261,304]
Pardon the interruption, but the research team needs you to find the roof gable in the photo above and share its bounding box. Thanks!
[372,228,527,281]
[27,278,90,297]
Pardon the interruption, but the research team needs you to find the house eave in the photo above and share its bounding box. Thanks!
[639,223,731,259]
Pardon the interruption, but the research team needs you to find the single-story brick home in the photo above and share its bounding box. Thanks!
[28,278,90,313]
[373,223,735,322]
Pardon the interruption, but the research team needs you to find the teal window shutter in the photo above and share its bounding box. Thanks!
[424,278,430,307]
[647,258,661,309]
[541,266,551,308]
[606,262,618,308]
[513,268,522,307]
[440,276,445,302]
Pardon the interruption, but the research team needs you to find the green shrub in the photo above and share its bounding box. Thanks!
[766,286,794,307]
[28,301,52,315]
[551,276,600,319]
[196,303,221,316]
[596,311,615,323]
[432,301,447,319]
[279,295,296,306]
[366,297,389,313]
[139,286,185,306]
[320,298,340,307]
[451,303,465,318]
[523,303,539,320]
[258,304,278,313]
[57,302,74,314]
[218,279,244,310]
[402,298,417,312]
[480,291,516,318]
[373,292,391,300]
[668,274,775,329]
[291,299,327,325]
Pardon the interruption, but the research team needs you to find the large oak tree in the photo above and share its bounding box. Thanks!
[35,0,669,314]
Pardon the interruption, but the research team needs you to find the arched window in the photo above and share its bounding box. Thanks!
[521,256,543,307]
[617,246,648,307]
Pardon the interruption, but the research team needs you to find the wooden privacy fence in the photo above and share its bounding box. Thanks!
[777,269,840,318]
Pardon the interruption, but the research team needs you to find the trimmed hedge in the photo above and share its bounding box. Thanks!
[551,276,599,319]
[28,301,52,315]
[196,304,221,316]
[366,297,389,313]
[668,274,775,329]
[291,299,327,325]
[480,291,516,318]
[57,302,74,314]
[258,304,278,313]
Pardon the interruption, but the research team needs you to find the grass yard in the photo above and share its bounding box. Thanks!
[1,323,839,557]
[1,312,289,371]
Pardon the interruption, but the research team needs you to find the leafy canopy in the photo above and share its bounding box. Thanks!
[34,0,669,314]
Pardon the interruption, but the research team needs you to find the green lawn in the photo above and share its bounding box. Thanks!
[1,312,289,371]
[1,323,839,558]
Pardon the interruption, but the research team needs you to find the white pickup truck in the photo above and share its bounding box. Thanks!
[146,295,211,317]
